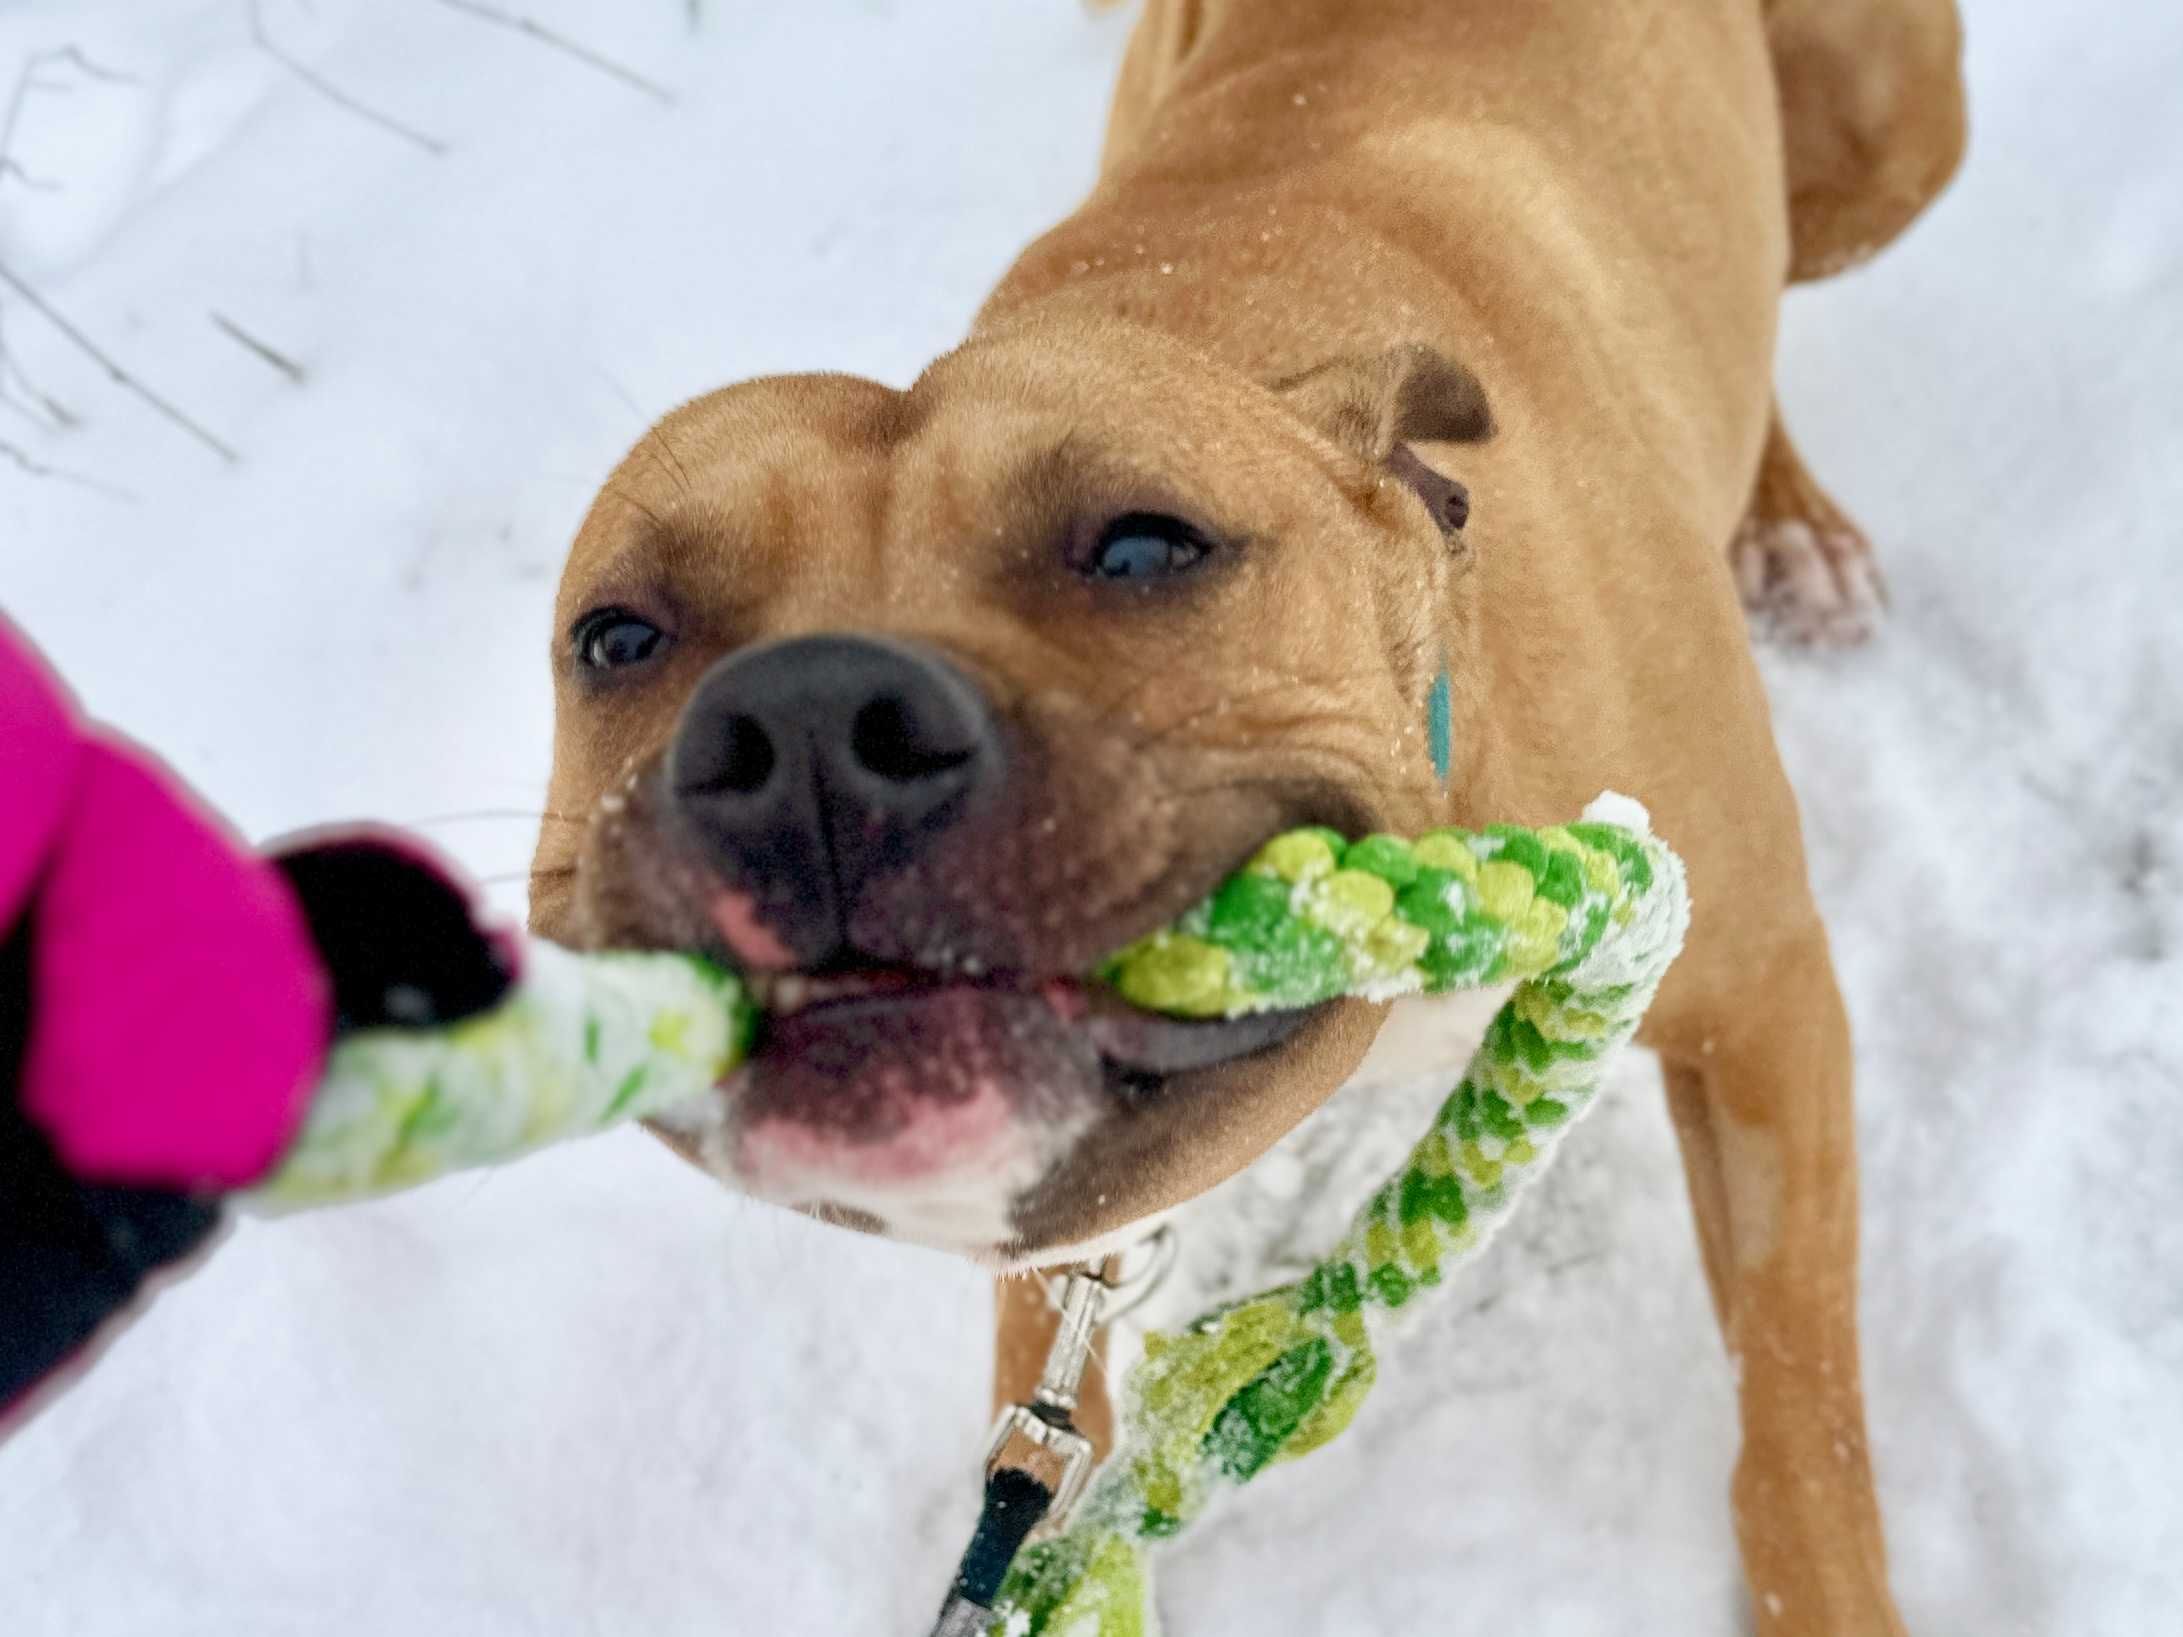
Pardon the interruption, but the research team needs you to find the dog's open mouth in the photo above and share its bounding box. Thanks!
[701,958,1319,1241]
[745,967,1313,1079]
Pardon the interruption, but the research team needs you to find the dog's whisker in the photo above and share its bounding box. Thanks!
[647,421,701,506]
[477,864,580,889]
[604,479,678,538]
[399,807,586,829]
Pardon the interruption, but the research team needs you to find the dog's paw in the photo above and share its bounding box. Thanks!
[1731,516,1887,648]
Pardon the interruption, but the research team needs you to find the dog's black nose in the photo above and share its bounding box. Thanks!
[669,635,1001,959]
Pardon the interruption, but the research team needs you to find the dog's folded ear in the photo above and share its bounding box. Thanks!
[1273,343,1492,540]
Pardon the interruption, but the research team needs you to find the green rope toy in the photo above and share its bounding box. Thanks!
[249,950,754,1207]
[242,797,1687,1633]
[248,795,1679,1211]
[986,795,1686,1633]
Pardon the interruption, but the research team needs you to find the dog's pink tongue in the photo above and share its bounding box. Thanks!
[708,888,797,969]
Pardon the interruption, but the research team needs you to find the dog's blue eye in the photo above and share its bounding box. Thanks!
[1085,514,1210,582]
[574,610,669,671]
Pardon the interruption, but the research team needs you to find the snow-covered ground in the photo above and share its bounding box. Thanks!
[2,2,2177,1632]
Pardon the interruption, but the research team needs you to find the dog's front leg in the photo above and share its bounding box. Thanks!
[1661,926,1906,1636]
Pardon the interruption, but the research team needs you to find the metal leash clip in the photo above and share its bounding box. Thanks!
[929,1228,1180,1636]
[985,1223,1178,1535]
[981,1270,1102,1531]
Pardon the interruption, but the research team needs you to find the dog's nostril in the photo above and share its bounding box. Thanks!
[668,637,999,948]
[711,712,777,795]
[850,695,973,785]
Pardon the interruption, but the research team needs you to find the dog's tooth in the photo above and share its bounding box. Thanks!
[772,975,809,1014]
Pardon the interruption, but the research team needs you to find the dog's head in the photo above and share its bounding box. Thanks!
[531,318,1491,1265]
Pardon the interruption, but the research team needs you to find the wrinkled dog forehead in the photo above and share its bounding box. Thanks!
[562,321,1391,582]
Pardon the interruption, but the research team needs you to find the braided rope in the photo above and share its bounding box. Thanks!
[250,951,754,1207]
[990,797,1688,1633]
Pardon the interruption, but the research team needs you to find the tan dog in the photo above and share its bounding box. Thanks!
[530,1,1964,1628]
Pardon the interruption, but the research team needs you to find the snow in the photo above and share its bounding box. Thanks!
[2,2,2178,1633]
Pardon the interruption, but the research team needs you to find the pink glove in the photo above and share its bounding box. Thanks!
[1,615,332,1189]
[1,614,513,1430]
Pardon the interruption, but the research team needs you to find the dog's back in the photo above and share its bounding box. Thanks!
[999,2,1783,518]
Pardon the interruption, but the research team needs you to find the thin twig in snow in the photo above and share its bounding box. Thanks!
[432,0,674,104]
[0,58,27,191]
[210,310,308,384]
[0,436,137,502]
[0,367,74,431]
[0,317,79,431]
[247,0,448,156]
[0,260,239,464]
[1,47,126,441]
[26,47,136,87]
[1,63,63,193]
[0,45,140,193]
